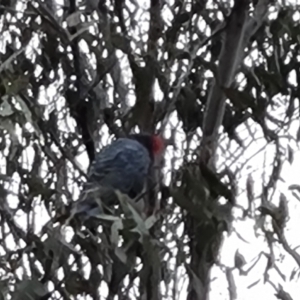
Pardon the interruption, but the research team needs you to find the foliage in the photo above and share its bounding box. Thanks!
[0,0,299,299]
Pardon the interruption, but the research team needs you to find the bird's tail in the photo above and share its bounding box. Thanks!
[71,183,118,221]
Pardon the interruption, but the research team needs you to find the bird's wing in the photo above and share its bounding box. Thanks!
[73,138,151,219]
[88,138,151,197]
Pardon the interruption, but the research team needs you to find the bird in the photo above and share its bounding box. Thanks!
[72,133,165,221]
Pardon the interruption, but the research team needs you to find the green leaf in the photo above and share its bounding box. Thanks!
[0,279,9,300]
[170,188,203,221]
[287,145,294,164]
[114,247,127,264]
[1,75,29,96]
[111,33,129,53]
[145,215,158,230]
[66,11,82,27]
[289,185,300,192]
[222,87,256,111]
[12,280,47,300]
[185,265,205,298]
[234,250,246,269]
[0,98,14,116]
[110,219,123,246]
[0,116,18,142]
[93,214,120,222]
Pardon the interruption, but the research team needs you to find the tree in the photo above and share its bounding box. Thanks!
[0,0,299,299]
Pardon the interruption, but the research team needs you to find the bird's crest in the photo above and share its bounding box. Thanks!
[152,135,165,155]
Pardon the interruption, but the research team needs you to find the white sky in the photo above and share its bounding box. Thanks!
[1,0,300,299]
